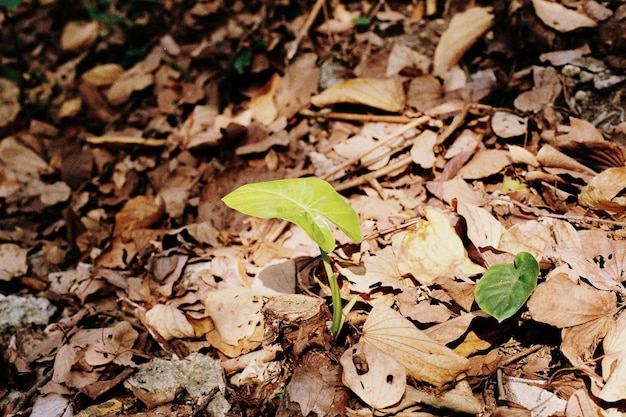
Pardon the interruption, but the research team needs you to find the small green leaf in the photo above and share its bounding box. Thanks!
[475,252,539,322]
[0,0,21,10]
[222,178,362,253]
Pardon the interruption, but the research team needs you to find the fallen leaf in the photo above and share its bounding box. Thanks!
[579,167,626,216]
[410,130,438,168]
[395,207,485,285]
[491,111,528,138]
[432,7,494,76]
[106,60,156,106]
[145,304,197,341]
[340,341,406,409]
[311,78,405,112]
[527,273,617,328]
[457,149,512,179]
[0,78,20,128]
[456,201,504,249]
[84,321,138,367]
[0,243,29,281]
[60,20,99,51]
[532,0,597,32]
[508,145,539,167]
[361,303,469,386]
[599,312,626,402]
[204,287,265,346]
[248,73,280,126]
[81,63,125,87]
[113,195,165,241]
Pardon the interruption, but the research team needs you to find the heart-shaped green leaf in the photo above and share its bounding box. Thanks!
[222,178,362,253]
[474,252,539,322]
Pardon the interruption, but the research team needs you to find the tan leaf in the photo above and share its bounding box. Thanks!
[311,78,405,112]
[340,246,407,294]
[145,304,197,341]
[113,195,165,241]
[81,63,125,87]
[0,136,51,177]
[579,167,626,216]
[600,312,626,402]
[84,321,138,367]
[491,111,528,138]
[60,20,99,51]
[0,243,29,281]
[106,62,155,106]
[0,78,20,128]
[340,341,406,409]
[457,149,512,179]
[361,303,469,386]
[528,273,617,328]
[532,0,597,32]
[456,201,504,249]
[395,207,485,285]
[508,145,539,166]
[497,220,552,261]
[432,7,494,76]
[204,287,265,346]
[410,130,437,168]
[275,53,320,119]
[248,73,280,126]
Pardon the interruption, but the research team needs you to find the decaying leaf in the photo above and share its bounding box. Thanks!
[432,7,494,76]
[361,303,469,387]
[395,207,485,285]
[0,78,20,128]
[457,149,512,179]
[532,0,597,32]
[599,312,626,402]
[311,78,405,112]
[113,195,165,241]
[0,243,29,281]
[528,273,617,328]
[204,287,265,346]
[340,341,406,409]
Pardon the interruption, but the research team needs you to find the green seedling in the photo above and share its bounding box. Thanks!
[474,251,539,322]
[0,0,21,11]
[222,177,363,337]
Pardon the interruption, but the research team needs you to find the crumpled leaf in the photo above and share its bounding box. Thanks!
[361,303,469,387]
[598,312,626,402]
[579,167,626,217]
[340,341,406,409]
[395,207,485,285]
[311,78,405,112]
[527,273,617,328]
[432,7,494,76]
[145,304,197,341]
[0,243,29,281]
[532,0,597,32]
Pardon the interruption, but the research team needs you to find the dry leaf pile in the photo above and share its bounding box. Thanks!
[1,0,626,416]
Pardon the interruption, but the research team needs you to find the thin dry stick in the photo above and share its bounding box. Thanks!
[320,116,430,181]
[300,108,415,123]
[435,96,473,145]
[287,0,325,60]
[333,154,413,192]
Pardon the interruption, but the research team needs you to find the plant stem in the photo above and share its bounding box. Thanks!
[320,249,342,337]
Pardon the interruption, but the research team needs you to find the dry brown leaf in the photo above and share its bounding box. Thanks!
[457,149,512,179]
[113,195,165,241]
[340,246,407,294]
[527,273,617,328]
[81,63,125,87]
[0,136,51,177]
[508,145,539,167]
[536,144,596,176]
[555,117,604,143]
[498,220,552,261]
[386,380,483,415]
[311,78,405,112]
[410,130,438,168]
[0,78,20,128]
[387,42,431,77]
[491,111,528,138]
[106,62,155,106]
[424,311,483,345]
[60,20,99,51]
[248,73,280,126]
[204,287,265,346]
[432,7,494,76]
[513,66,562,112]
[84,321,138,367]
[579,167,626,216]
[0,243,29,281]
[275,53,320,119]
[456,201,503,249]
[340,341,406,409]
[361,303,469,387]
[395,207,485,284]
[145,304,197,341]
[599,312,626,402]
[532,0,597,32]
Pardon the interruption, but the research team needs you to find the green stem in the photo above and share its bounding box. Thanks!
[321,249,342,337]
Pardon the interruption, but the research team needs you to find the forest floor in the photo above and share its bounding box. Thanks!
[2,0,626,416]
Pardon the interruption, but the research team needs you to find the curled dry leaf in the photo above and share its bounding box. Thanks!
[145,304,197,341]
[340,341,406,410]
[81,63,125,87]
[578,167,626,217]
[361,303,469,387]
[395,207,485,285]
[60,20,99,51]
[432,7,494,77]
[527,273,617,328]
[311,78,405,112]
[532,0,597,32]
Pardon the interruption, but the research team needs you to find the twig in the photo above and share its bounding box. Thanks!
[333,154,413,192]
[300,108,415,123]
[192,387,220,417]
[287,0,325,60]
[12,368,54,415]
[435,93,473,145]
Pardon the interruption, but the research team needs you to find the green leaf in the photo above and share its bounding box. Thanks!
[0,0,21,10]
[474,252,539,322]
[222,178,362,252]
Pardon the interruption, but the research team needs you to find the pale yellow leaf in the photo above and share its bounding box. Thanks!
[528,273,617,328]
[340,341,406,409]
[432,7,494,76]
[146,304,196,341]
[532,0,597,32]
[311,78,405,112]
[395,207,485,285]
[204,287,265,346]
[361,303,469,386]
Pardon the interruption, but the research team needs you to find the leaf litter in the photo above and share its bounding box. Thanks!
[1,0,626,416]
